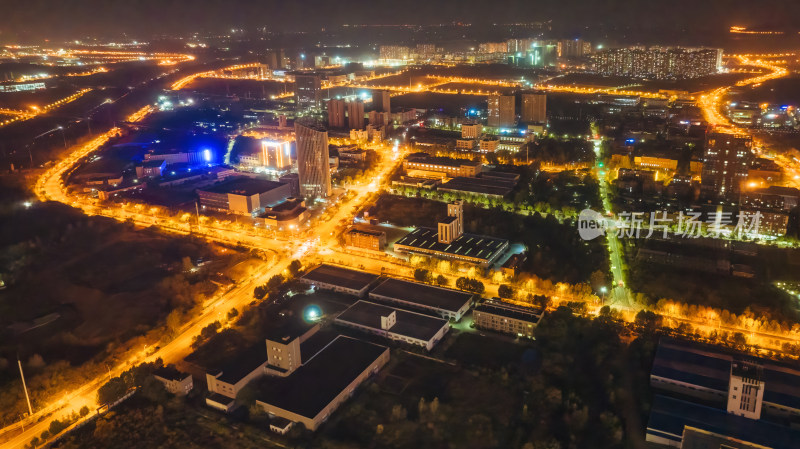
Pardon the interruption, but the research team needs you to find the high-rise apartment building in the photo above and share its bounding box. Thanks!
[327,99,346,128]
[294,74,322,109]
[372,90,391,113]
[347,100,365,130]
[415,43,436,59]
[487,95,515,128]
[295,121,331,198]
[521,92,547,123]
[701,133,753,200]
[593,47,722,79]
[558,39,592,59]
[379,45,410,60]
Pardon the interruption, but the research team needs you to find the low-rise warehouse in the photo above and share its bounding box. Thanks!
[369,278,474,321]
[300,264,380,297]
[335,300,450,351]
[256,336,389,431]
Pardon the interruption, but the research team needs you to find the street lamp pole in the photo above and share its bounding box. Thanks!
[57,126,67,148]
[17,358,33,416]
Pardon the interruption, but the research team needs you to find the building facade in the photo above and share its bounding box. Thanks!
[473,299,542,338]
[487,95,515,128]
[295,74,322,109]
[521,93,547,123]
[701,133,753,200]
[593,46,722,79]
[295,122,331,198]
[327,99,346,128]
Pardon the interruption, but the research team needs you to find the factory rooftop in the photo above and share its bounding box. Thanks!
[256,336,387,421]
[647,395,800,449]
[199,177,287,196]
[369,278,473,315]
[394,227,509,267]
[336,300,449,342]
[300,264,380,293]
[439,175,517,197]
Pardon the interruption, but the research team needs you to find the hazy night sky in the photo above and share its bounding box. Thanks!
[0,0,798,41]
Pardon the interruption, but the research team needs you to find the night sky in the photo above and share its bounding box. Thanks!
[1,0,798,41]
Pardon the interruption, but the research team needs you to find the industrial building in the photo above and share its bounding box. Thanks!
[394,201,509,269]
[335,300,450,351]
[300,264,380,297]
[255,336,389,431]
[368,278,474,321]
[196,177,291,214]
[645,338,800,448]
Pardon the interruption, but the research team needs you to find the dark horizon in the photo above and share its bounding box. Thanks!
[1,0,800,42]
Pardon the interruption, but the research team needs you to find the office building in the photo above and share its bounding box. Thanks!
[344,226,387,251]
[255,336,390,431]
[593,46,722,79]
[327,99,346,128]
[335,300,450,351]
[487,95,515,128]
[461,123,482,139]
[347,100,365,130]
[369,278,474,321]
[402,153,482,178]
[456,139,476,150]
[295,73,322,109]
[196,177,291,214]
[521,92,547,124]
[300,264,380,297]
[473,299,542,338]
[479,137,498,153]
[259,197,309,230]
[258,140,292,170]
[264,325,321,377]
[701,133,753,200]
[295,121,331,198]
[372,90,391,113]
